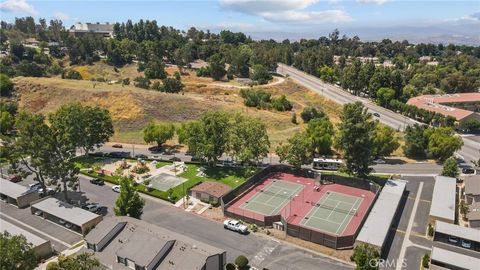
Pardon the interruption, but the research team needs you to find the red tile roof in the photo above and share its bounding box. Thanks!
[190,182,232,198]
[407,93,480,120]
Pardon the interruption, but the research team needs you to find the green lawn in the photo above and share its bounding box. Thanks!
[76,155,253,203]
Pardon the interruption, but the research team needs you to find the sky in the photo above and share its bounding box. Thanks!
[0,0,479,42]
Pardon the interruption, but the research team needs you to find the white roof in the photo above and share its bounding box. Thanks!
[0,178,35,198]
[32,198,100,227]
[435,221,480,242]
[430,176,456,222]
[313,158,343,163]
[0,219,49,247]
[356,179,406,248]
[431,247,480,270]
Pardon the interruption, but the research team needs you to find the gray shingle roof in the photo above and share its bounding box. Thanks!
[465,175,480,195]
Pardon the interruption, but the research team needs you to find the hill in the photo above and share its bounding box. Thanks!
[12,64,342,147]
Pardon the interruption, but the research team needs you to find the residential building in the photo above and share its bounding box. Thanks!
[84,216,226,270]
[69,22,114,38]
[189,182,232,204]
[429,176,457,224]
[467,202,480,228]
[430,246,480,270]
[464,175,480,204]
[407,93,480,128]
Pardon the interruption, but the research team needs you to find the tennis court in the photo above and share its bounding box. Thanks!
[300,191,363,235]
[239,180,304,216]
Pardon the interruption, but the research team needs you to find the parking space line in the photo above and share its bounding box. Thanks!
[0,212,71,247]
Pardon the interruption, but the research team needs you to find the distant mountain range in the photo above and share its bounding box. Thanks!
[246,21,480,45]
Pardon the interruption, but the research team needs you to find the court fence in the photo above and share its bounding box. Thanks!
[221,165,382,249]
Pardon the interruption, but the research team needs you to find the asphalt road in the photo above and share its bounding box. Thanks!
[276,63,479,166]
[77,175,353,270]
[95,143,443,175]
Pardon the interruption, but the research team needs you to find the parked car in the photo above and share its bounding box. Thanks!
[223,219,248,234]
[448,236,458,244]
[169,157,181,162]
[8,175,21,183]
[38,187,55,195]
[65,223,73,229]
[373,159,386,164]
[461,240,472,249]
[462,167,475,174]
[112,185,121,193]
[373,112,380,117]
[148,146,162,153]
[90,178,105,185]
[83,203,100,213]
[28,183,41,192]
[58,219,66,225]
[112,144,123,148]
[34,210,43,216]
[135,154,148,159]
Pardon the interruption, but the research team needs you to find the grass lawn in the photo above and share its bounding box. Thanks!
[76,155,253,203]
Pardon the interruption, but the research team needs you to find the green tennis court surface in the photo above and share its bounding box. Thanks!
[300,191,363,235]
[239,180,303,216]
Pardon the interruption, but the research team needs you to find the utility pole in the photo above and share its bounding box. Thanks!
[132,144,135,157]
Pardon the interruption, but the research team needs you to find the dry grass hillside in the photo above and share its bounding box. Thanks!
[12,63,343,147]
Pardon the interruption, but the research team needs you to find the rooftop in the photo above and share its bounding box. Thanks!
[356,179,406,248]
[32,198,100,227]
[0,178,36,198]
[431,246,480,270]
[85,217,225,270]
[190,182,232,198]
[467,202,480,221]
[435,221,480,242]
[70,22,114,33]
[407,93,480,120]
[0,219,49,247]
[430,176,456,222]
[464,175,480,195]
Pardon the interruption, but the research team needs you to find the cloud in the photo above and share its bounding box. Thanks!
[262,10,351,23]
[0,0,38,16]
[53,12,69,21]
[219,0,351,23]
[356,0,388,4]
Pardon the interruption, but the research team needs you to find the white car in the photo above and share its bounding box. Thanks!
[223,219,248,234]
[373,159,386,164]
[112,185,121,193]
[84,203,100,213]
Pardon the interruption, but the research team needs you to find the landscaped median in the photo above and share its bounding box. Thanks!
[75,155,255,203]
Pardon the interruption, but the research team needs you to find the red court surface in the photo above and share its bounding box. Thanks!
[225,172,376,237]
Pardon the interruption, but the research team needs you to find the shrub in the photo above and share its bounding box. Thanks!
[234,255,249,269]
[300,106,325,123]
[239,88,272,109]
[427,223,434,237]
[226,263,236,270]
[196,67,210,77]
[134,76,151,89]
[271,95,293,111]
[0,74,13,96]
[422,253,430,268]
[62,69,82,80]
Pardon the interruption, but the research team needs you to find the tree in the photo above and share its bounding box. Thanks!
[271,95,293,111]
[373,125,399,157]
[195,112,231,165]
[335,102,376,178]
[376,87,395,107]
[250,64,272,84]
[291,112,297,124]
[441,156,459,178]
[160,78,184,93]
[276,132,313,169]
[46,252,99,270]
[208,54,226,81]
[134,76,150,89]
[306,117,334,155]
[114,178,145,219]
[0,73,13,96]
[229,114,270,164]
[300,106,325,123]
[143,122,175,148]
[463,119,480,133]
[351,243,380,270]
[403,124,428,159]
[48,103,114,155]
[318,65,336,83]
[427,127,463,161]
[234,255,249,269]
[0,231,37,270]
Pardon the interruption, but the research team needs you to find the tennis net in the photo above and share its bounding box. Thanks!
[259,189,294,200]
[315,203,357,215]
